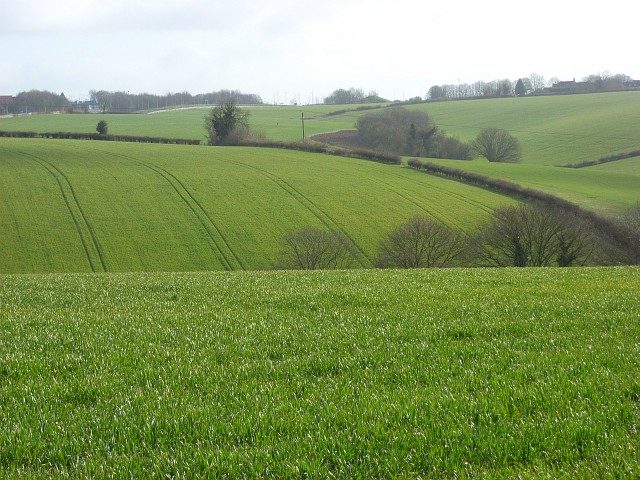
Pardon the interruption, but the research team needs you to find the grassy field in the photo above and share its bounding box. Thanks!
[3,92,638,221]
[3,92,639,167]
[0,137,515,273]
[0,267,638,478]
[0,104,360,144]
[426,157,640,217]
[408,92,640,166]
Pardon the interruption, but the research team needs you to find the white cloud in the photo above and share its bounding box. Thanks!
[0,0,637,101]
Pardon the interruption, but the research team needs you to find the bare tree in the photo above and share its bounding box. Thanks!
[377,215,463,268]
[277,228,354,270]
[471,128,522,163]
[529,72,546,92]
[356,107,470,159]
[473,204,593,267]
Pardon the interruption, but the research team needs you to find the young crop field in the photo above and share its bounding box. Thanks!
[0,138,515,273]
[409,91,640,166]
[0,104,360,144]
[3,92,639,168]
[426,157,640,217]
[0,267,638,477]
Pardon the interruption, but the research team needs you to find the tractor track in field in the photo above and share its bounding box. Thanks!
[12,150,107,272]
[92,148,244,271]
[371,177,468,234]
[140,162,245,271]
[394,169,497,215]
[229,159,373,267]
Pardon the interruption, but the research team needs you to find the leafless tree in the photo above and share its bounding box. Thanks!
[471,127,522,163]
[377,215,464,268]
[472,204,593,267]
[277,228,354,270]
[529,72,546,92]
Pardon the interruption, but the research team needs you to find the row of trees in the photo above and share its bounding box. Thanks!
[1,89,264,115]
[428,72,637,100]
[90,89,263,113]
[323,88,386,105]
[5,90,71,114]
[277,201,640,270]
[356,107,521,162]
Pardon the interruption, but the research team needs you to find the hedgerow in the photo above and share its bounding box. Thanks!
[407,159,638,261]
[240,139,402,164]
[0,130,201,145]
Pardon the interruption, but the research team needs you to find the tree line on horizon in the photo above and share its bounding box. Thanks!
[1,89,264,115]
[427,71,638,100]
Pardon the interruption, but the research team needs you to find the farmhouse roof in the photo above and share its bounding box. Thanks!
[552,79,577,88]
[0,95,14,105]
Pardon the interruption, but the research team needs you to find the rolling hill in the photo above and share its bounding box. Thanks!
[0,138,515,273]
[1,91,638,272]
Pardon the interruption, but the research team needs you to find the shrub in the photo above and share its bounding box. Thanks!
[96,120,108,135]
[377,215,464,268]
[276,228,354,270]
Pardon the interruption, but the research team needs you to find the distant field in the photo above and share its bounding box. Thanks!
[427,157,640,217]
[0,92,640,253]
[0,138,514,273]
[3,92,639,166]
[410,92,640,166]
[1,267,638,477]
[0,104,361,144]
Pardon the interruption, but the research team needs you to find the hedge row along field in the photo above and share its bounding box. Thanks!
[426,156,639,217]
[407,159,636,255]
[0,130,201,145]
[2,92,639,166]
[0,138,515,273]
[0,267,638,477]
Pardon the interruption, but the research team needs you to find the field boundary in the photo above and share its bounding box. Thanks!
[559,150,640,168]
[407,159,637,253]
[0,130,201,145]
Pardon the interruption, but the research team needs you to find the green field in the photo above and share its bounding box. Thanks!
[1,267,638,478]
[3,92,638,222]
[0,137,516,273]
[427,157,640,217]
[1,93,639,478]
[3,92,639,167]
[408,92,640,166]
[0,104,359,144]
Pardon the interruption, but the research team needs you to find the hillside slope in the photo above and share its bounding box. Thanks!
[0,138,516,273]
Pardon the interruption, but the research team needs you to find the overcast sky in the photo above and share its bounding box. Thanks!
[1,0,637,103]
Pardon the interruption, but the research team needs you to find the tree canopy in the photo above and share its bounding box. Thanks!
[356,107,470,159]
[204,101,250,145]
[471,128,522,163]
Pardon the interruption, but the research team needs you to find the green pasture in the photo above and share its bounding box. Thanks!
[410,91,640,166]
[427,157,640,217]
[0,104,360,144]
[0,267,638,478]
[2,92,639,167]
[0,138,514,273]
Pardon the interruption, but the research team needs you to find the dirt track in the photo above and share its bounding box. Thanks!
[310,129,365,150]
